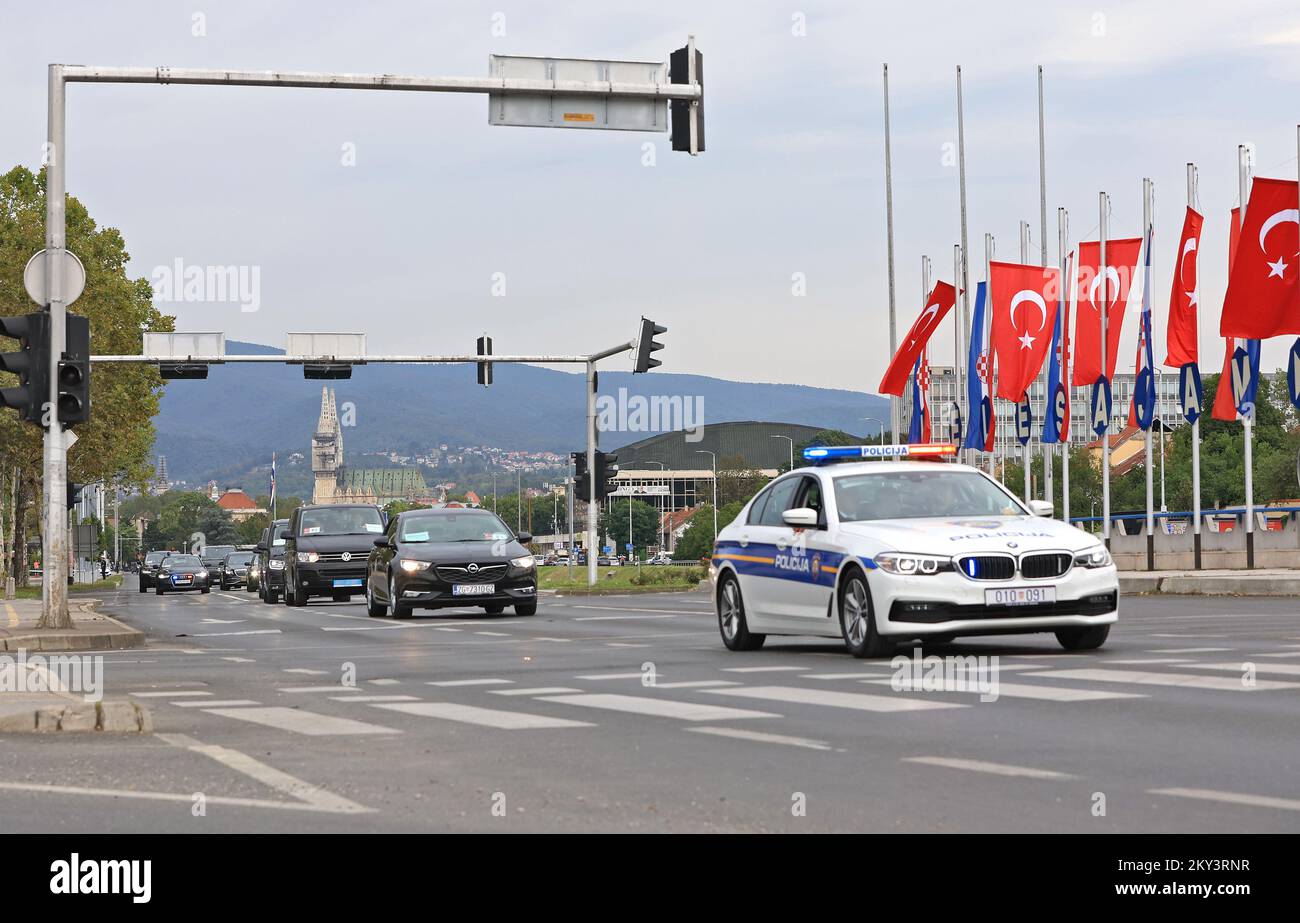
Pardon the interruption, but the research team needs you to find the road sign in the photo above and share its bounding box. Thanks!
[143,332,226,359]
[610,484,669,496]
[488,55,668,132]
[625,542,633,551]
[286,333,365,357]
[1015,398,1032,446]
[1091,377,1111,437]
[1179,362,1203,424]
[24,249,85,307]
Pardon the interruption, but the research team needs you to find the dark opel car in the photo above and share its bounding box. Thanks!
[257,519,290,604]
[283,504,385,607]
[365,508,537,619]
[155,553,210,595]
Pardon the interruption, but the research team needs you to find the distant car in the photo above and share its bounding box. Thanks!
[366,507,537,618]
[246,554,261,593]
[138,550,176,591]
[199,545,238,580]
[648,554,673,565]
[155,553,210,595]
[532,554,547,567]
[218,551,255,590]
[283,504,386,606]
[257,519,290,604]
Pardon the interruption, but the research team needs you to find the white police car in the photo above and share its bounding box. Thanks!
[709,443,1118,658]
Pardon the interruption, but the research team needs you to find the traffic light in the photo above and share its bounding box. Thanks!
[669,43,704,154]
[0,313,50,425]
[572,451,590,502]
[595,451,619,501]
[57,314,91,426]
[476,334,493,386]
[159,363,209,380]
[632,317,666,373]
[303,363,351,380]
[66,481,85,511]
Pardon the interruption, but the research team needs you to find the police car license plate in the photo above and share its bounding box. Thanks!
[453,584,494,596]
[986,586,1055,607]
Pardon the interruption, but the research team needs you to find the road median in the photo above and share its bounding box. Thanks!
[1119,569,1300,597]
[0,595,146,652]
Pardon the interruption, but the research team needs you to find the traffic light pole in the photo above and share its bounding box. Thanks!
[586,360,599,588]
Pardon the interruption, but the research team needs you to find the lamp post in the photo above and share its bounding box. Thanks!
[863,416,887,445]
[641,461,666,554]
[770,435,794,471]
[696,450,718,543]
[492,472,498,513]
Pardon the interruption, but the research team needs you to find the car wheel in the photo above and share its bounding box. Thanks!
[201,586,210,595]
[365,578,386,618]
[289,586,307,607]
[388,574,412,619]
[155,585,164,596]
[839,571,892,658]
[514,600,537,617]
[331,592,349,603]
[717,572,764,651]
[138,581,146,593]
[264,589,278,604]
[484,603,506,615]
[1055,624,1110,651]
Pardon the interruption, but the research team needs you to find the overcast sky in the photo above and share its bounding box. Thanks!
[2,0,1298,392]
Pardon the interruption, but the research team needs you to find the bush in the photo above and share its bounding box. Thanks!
[630,565,705,586]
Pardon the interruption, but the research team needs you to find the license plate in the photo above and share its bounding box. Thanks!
[986,586,1055,607]
[175,577,191,584]
[332,578,363,588]
[452,584,494,596]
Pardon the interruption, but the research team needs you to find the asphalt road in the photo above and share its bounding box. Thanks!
[2,577,1298,832]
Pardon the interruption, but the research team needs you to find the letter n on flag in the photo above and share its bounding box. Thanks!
[989,261,1061,402]
[878,281,957,396]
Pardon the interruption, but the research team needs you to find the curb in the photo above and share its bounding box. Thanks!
[1119,575,1300,597]
[0,699,153,734]
[0,599,146,652]
[551,584,706,597]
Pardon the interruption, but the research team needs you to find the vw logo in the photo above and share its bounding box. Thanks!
[341,552,351,562]
[467,563,479,574]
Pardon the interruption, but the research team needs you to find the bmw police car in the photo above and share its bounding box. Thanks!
[709,443,1118,658]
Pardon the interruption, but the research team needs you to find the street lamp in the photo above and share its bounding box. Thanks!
[492,471,498,513]
[770,434,794,471]
[863,416,887,445]
[696,450,718,543]
[639,461,667,554]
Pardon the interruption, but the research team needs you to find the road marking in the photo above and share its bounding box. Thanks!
[529,637,570,643]
[651,680,741,689]
[331,694,420,703]
[490,687,584,696]
[131,690,211,698]
[1147,647,1235,654]
[0,780,359,814]
[192,629,282,637]
[427,678,513,687]
[800,672,892,680]
[1109,658,1193,665]
[203,706,399,736]
[537,693,778,722]
[173,699,260,708]
[564,605,694,615]
[864,678,1145,702]
[606,642,647,648]
[1031,667,1300,691]
[575,671,647,680]
[1185,661,1300,677]
[200,618,245,624]
[688,726,831,751]
[284,668,328,675]
[474,631,510,637]
[372,702,593,729]
[222,657,256,663]
[705,685,966,713]
[434,627,462,633]
[1253,651,1300,658]
[721,666,807,673]
[159,732,371,813]
[368,678,402,686]
[903,756,1075,780]
[572,614,681,621]
[320,624,408,632]
[1148,787,1300,813]
[280,685,362,693]
[4,601,18,628]
[215,594,249,603]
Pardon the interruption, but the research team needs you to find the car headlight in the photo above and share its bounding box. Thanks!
[874,552,952,576]
[296,551,319,564]
[399,559,430,573]
[269,560,285,570]
[1074,545,1112,568]
[510,555,536,570]
[197,569,207,578]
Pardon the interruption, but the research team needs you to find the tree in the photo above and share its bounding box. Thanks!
[715,453,770,506]
[598,499,660,553]
[255,494,302,520]
[671,500,745,561]
[794,428,860,458]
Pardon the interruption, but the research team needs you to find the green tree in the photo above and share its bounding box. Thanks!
[255,494,302,520]
[715,453,770,506]
[598,499,660,554]
[794,428,861,458]
[672,506,714,561]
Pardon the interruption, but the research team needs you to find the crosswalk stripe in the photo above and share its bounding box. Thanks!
[1029,667,1300,691]
[864,678,1144,702]
[575,672,646,680]
[705,685,965,713]
[650,680,741,689]
[280,685,361,693]
[1148,787,1300,813]
[688,726,831,751]
[372,702,593,729]
[131,690,210,698]
[800,672,891,680]
[330,694,420,703]
[283,668,328,675]
[537,693,778,722]
[490,687,584,696]
[721,666,806,673]
[1147,647,1235,653]
[903,756,1075,780]
[427,678,513,687]
[173,699,259,708]
[368,678,402,686]
[1184,661,1300,677]
[204,706,399,736]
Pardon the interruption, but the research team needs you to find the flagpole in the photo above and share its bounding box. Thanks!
[1187,163,1201,568]
[1059,206,1070,524]
[1238,144,1255,569]
[1020,219,1032,502]
[1038,64,1053,513]
[1100,192,1111,546]
[954,243,963,445]
[883,63,899,445]
[957,66,972,464]
[922,254,932,440]
[1143,177,1155,571]
[985,231,996,476]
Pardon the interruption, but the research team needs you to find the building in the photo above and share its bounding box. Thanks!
[216,489,265,523]
[310,387,431,505]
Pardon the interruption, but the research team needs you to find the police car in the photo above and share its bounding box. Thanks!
[709,443,1118,658]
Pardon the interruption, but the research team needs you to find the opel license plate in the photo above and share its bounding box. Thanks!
[453,584,494,596]
[986,586,1055,606]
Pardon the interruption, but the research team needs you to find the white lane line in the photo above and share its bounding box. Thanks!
[688,726,831,751]
[572,614,681,621]
[1148,647,1235,653]
[575,671,646,680]
[433,627,462,632]
[564,605,695,615]
[284,668,328,675]
[537,693,779,722]
[0,781,357,814]
[1184,661,1300,677]
[490,687,584,696]
[1253,652,1300,658]
[721,666,807,673]
[320,624,408,632]
[864,678,1145,702]
[903,756,1075,780]
[368,678,402,686]
[372,702,593,729]
[427,678,514,687]
[1109,658,1194,665]
[800,672,891,680]
[200,618,245,624]
[1031,667,1300,691]
[159,732,372,814]
[130,690,211,698]
[191,629,282,637]
[474,631,510,637]
[651,680,741,689]
[606,642,647,648]
[172,699,259,708]
[222,657,255,663]
[203,706,400,736]
[330,694,420,703]
[530,637,571,643]
[215,595,249,603]
[280,685,363,693]
[706,685,966,713]
[1148,787,1300,813]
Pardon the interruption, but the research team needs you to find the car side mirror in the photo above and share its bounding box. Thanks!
[1028,500,1054,517]
[782,507,819,528]
[515,531,533,544]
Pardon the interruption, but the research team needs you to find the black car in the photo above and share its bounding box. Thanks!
[365,508,537,619]
[155,553,210,595]
[218,551,255,590]
[283,504,385,607]
[199,544,237,579]
[246,554,261,593]
[257,519,290,604]
[138,550,177,591]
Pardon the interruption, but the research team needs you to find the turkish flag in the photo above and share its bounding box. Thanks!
[1214,207,1246,421]
[1164,207,1204,368]
[878,280,957,396]
[988,261,1061,401]
[1220,177,1300,339]
[1071,237,1142,386]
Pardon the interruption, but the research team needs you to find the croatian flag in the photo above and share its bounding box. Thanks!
[1043,252,1073,444]
[908,353,931,443]
[961,282,995,452]
[1128,228,1156,430]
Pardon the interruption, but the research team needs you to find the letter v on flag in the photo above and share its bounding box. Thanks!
[878,281,957,396]
[1220,177,1300,339]
[989,261,1061,401]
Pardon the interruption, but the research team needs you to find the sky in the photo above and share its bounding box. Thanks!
[2,0,1299,393]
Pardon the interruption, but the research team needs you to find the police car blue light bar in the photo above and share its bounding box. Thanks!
[802,443,957,463]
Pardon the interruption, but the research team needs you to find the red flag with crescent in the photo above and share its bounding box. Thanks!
[1219,177,1300,339]
[1214,206,1246,421]
[878,281,957,396]
[1072,237,1142,386]
[988,261,1061,401]
[1164,207,1203,368]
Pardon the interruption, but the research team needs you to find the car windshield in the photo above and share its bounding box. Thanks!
[145,552,169,564]
[227,553,254,565]
[299,507,384,536]
[271,522,289,545]
[399,511,512,543]
[833,469,1025,522]
[165,555,201,568]
[203,546,236,559]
